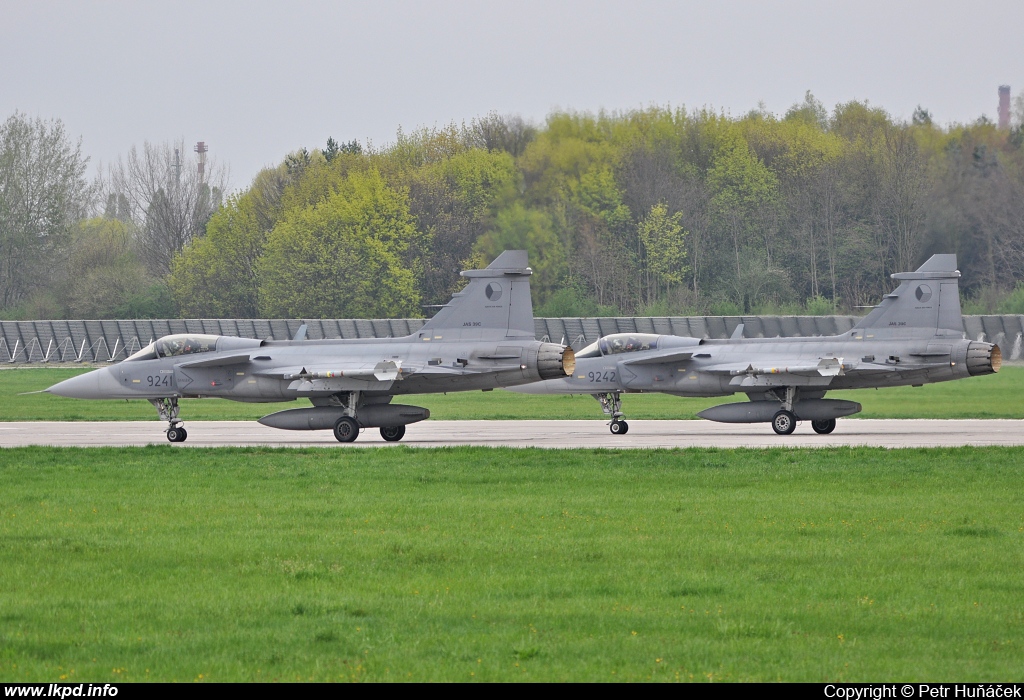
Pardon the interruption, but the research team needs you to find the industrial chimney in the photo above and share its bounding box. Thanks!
[998,86,1011,130]
[194,141,208,182]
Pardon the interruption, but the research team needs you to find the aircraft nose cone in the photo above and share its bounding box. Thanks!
[46,368,123,399]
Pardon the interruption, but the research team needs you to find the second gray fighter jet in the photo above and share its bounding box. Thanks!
[512,254,1000,435]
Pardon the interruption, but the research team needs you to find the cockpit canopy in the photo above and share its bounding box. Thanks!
[125,334,265,362]
[125,334,222,362]
[158,334,219,357]
[575,333,660,359]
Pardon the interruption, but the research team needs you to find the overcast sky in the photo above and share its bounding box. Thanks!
[3,1,1022,190]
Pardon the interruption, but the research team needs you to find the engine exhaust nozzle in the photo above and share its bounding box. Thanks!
[966,342,1001,376]
[537,343,575,380]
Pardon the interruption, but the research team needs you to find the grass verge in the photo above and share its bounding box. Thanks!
[0,446,1022,681]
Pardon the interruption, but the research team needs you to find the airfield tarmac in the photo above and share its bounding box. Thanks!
[0,419,1022,448]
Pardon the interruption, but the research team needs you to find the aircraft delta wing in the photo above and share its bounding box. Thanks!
[46,250,575,443]
[510,254,1000,435]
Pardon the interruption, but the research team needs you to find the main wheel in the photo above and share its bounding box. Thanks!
[380,425,406,442]
[811,418,836,434]
[609,419,629,435]
[167,427,187,443]
[333,416,359,443]
[771,410,797,435]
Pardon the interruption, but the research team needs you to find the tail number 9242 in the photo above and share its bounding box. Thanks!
[587,370,616,383]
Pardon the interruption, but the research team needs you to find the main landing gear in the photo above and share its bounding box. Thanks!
[771,410,796,435]
[325,391,410,443]
[331,417,408,443]
[767,388,838,435]
[333,416,359,443]
[150,398,187,443]
[770,411,838,435]
[380,425,406,442]
[594,392,629,435]
[811,418,837,434]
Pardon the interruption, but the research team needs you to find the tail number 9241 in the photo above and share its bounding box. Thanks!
[146,375,173,388]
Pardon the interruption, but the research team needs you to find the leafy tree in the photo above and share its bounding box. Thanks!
[474,203,565,303]
[122,98,1024,319]
[785,91,829,130]
[285,148,311,175]
[707,128,780,307]
[169,193,267,317]
[805,295,835,315]
[258,169,420,318]
[831,100,890,142]
[878,125,929,275]
[102,140,226,276]
[405,148,518,304]
[103,193,131,223]
[323,137,361,163]
[468,112,537,157]
[64,218,157,318]
[912,106,934,127]
[0,112,92,310]
[638,203,689,297]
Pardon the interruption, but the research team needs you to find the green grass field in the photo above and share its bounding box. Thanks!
[1,366,1021,421]
[0,446,1022,682]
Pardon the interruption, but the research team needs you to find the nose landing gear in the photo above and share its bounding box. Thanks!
[166,426,188,442]
[150,398,187,443]
[594,392,630,436]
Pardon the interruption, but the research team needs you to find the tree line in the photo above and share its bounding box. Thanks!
[2,94,1024,321]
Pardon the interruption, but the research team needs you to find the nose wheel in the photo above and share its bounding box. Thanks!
[150,398,187,442]
[594,392,629,436]
[166,426,188,443]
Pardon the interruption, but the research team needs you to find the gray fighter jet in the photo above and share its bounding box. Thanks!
[511,254,1001,435]
[46,250,575,442]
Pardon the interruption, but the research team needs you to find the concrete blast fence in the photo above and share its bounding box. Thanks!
[2,315,1022,364]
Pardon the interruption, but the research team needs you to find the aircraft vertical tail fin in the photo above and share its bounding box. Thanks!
[853,254,962,336]
[417,250,536,339]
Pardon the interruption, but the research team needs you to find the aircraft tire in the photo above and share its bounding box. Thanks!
[609,420,629,435]
[167,427,187,443]
[811,418,837,434]
[771,410,797,435]
[333,417,359,443]
[380,425,406,442]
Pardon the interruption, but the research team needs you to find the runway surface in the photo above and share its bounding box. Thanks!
[0,419,1022,448]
